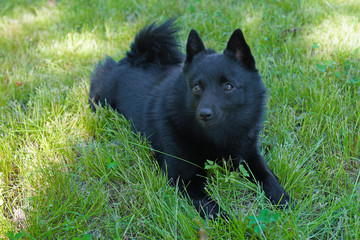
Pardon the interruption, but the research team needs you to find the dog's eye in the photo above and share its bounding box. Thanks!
[192,84,202,94]
[224,83,234,92]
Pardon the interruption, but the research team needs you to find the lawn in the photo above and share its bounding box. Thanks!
[1,0,359,239]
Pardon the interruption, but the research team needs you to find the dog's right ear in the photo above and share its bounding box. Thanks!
[225,29,256,70]
[185,29,205,63]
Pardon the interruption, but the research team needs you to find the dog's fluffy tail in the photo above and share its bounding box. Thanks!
[126,19,184,66]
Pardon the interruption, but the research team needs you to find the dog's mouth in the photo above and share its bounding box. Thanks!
[196,117,220,128]
[199,121,214,127]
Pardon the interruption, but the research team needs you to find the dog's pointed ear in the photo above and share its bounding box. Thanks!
[186,29,206,63]
[225,29,256,69]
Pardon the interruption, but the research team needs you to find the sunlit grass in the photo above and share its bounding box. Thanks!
[307,14,360,57]
[0,5,61,47]
[0,0,359,239]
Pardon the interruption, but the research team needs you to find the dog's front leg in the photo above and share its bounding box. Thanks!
[238,146,291,207]
[163,158,227,219]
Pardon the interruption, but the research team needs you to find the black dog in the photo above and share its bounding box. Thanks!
[89,20,290,218]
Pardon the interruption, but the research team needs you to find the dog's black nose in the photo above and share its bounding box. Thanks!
[198,108,213,121]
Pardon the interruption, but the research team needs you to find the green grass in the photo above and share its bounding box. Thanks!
[1,0,359,238]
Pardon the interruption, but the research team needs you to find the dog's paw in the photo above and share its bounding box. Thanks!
[197,199,229,220]
[272,193,296,210]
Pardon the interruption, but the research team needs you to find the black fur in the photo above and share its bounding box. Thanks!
[89,20,291,219]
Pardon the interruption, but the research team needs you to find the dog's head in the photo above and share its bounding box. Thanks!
[183,29,266,139]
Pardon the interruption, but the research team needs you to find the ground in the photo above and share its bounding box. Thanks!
[0,0,359,239]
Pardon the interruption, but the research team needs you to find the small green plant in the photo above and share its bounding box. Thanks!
[6,231,23,240]
[311,42,320,49]
[315,58,359,85]
[205,159,250,180]
[247,209,280,235]
[72,234,92,240]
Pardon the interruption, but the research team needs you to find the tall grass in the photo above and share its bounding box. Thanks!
[1,0,359,238]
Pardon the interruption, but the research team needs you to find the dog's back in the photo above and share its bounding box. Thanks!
[89,20,183,122]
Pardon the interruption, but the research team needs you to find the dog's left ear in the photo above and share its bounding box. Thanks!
[186,29,206,63]
[225,29,256,70]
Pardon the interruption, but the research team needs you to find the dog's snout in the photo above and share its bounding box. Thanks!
[198,108,213,121]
